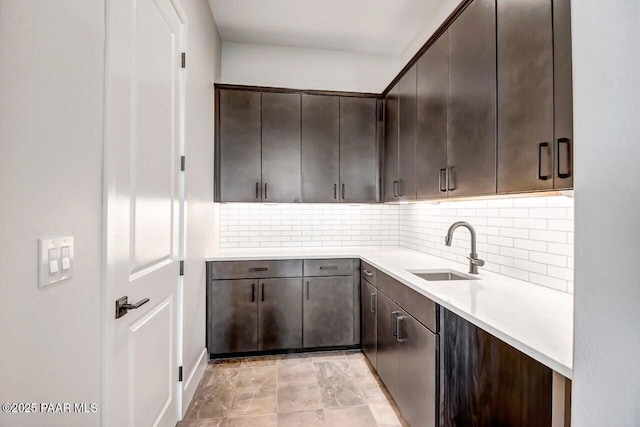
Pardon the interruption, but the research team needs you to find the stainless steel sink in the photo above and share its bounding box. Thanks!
[409,269,476,281]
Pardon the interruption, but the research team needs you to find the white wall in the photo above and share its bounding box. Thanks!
[0,1,105,426]
[181,0,221,412]
[572,1,640,425]
[221,42,400,92]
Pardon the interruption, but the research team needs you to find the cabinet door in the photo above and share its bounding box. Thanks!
[440,308,552,427]
[383,85,400,202]
[303,276,355,348]
[361,280,377,368]
[396,312,437,427]
[258,278,302,351]
[262,92,301,202]
[340,97,379,203]
[376,292,400,398]
[302,95,340,202]
[553,0,573,190]
[218,90,262,202]
[448,0,497,198]
[398,65,417,201]
[207,279,258,354]
[497,0,554,193]
[416,32,449,200]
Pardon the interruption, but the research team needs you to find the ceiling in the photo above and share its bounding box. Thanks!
[209,0,443,56]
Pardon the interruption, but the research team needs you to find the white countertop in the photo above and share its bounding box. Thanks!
[205,246,574,378]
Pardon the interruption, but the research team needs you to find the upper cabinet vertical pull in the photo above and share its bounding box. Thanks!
[537,142,551,180]
[557,138,571,178]
[392,180,398,198]
[334,183,337,200]
[341,184,345,200]
[306,281,310,300]
[264,182,268,199]
[446,167,455,191]
[255,182,260,199]
[439,169,447,192]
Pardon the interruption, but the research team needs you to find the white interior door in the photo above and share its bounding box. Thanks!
[104,0,185,426]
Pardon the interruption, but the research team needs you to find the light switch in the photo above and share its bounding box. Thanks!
[61,245,71,270]
[39,236,74,288]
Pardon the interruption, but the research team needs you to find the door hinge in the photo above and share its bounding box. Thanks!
[181,52,186,68]
[180,156,186,171]
[178,366,183,382]
[179,260,184,276]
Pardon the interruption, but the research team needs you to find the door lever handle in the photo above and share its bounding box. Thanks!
[115,296,150,319]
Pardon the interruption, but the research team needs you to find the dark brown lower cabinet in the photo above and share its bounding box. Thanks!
[440,307,552,427]
[207,279,258,354]
[303,276,354,348]
[376,291,437,427]
[257,278,303,351]
[361,279,377,367]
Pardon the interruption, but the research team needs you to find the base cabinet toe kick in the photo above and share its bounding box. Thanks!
[360,261,572,427]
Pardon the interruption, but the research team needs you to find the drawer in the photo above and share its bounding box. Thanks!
[360,261,377,286]
[377,271,437,333]
[208,260,302,280]
[303,259,356,277]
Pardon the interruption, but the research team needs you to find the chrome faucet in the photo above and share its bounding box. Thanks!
[444,221,485,274]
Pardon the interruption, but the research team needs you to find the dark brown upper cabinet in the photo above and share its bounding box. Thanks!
[497,0,555,194]
[398,65,418,201]
[447,0,497,198]
[384,84,400,202]
[217,90,262,202]
[301,95,340,203]
[261,92,302,203]
[553,0,573,190]
[416,32,449,200]
[339,97,379,203]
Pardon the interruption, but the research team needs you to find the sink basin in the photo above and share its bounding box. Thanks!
[409,269,476,281]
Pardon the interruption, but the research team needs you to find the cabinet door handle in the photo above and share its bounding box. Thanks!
[341,183,345,200]
[261,283,265,302]
[334,183,337,200]
[393,180,398,198]
[391,311,399,337]
[439,169,447,192]
[557,138,571,178]
[370,292,376,313]
[396,316,406,342]
[447,167,455,191]
[251,283,255,302]
[363,270,374,277]
[306,281,310,300]
[537,142,551,180]
[255,182,260,199]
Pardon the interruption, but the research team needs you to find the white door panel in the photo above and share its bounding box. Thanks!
[104,0,185,425]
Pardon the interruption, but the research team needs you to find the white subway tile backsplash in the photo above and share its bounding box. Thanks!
[398,195,574,293]
[218,195,574,294]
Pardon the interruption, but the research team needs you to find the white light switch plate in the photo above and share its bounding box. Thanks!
[39,236,74,288]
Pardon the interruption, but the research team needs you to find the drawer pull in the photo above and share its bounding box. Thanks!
[319,266,338,270]
[249,267,268,272]
[363,270,374,277]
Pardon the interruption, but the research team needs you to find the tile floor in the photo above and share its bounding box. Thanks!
[178,350,409,427]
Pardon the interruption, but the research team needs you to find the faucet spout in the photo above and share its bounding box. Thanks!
[444,221,484,274]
